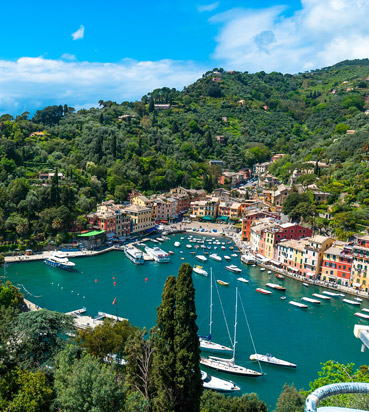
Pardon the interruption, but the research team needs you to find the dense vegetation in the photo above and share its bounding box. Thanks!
[0,59,369,247]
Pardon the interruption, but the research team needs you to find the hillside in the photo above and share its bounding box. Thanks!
[0,59,369,242]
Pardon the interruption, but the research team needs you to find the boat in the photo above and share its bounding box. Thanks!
[267,270,272,274]
[231,254,238,258]
[168,251,174,255]
[280,296,286,300]
[196,255,208,262]
[201,370,240,392]
[312,293,331,300]
[276,274,284,280]
[355,312,369,319]
[193,265,208,277]
[343,298,361,306]
[265,282,286,291]
[190,251,196,255]
[224,255,231,260]
[44,252,76,271]
[256,288,272,295]
[221,246,226,250]
[303,283,309,287]
[355,297,363,302]
[225,265,242,274]
[289,301,308,309]
[174,241,181,247]
[144,246,170,263]
[229,246,234,250]
[301,297,321,304]
[200,288,263,377]
[210,253,222,262]
[186,244,192,249]
[199,269,232,353]
[362,308,369,313]
[123,246,144,265]
[249,353,297,368]
[151,239,159,243]
[241,254,256,264]
[322,291,341,297]
[156,237,165,242]
[237,277,249,284]
[217,280,229,286]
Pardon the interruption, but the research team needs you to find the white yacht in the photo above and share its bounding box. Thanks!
[249,353,296,368]
[201,371,240,392]
[193,265,208,276]
[196,255,207,262]
[145,246,170,263]
[44,252,75,271]
[124,246,144,265]
[209,253,222,262]
[225,265,242,274]
[174,241,181,247]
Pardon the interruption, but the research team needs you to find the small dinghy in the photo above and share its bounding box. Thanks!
[276,274,284,280]
[250,353,296,368]
[237,277,249,284]
[217,280,229,286]
[224,255,231,260]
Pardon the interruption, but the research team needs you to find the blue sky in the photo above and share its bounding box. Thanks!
[1,0,368,115]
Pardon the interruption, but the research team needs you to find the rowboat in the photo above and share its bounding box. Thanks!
[276,274,284,280]
[355,297,363,302]
[301,297,321,304]
[302,283,309,287]
[224,256,231,260]
[362,308,369,313]
[355,312,369,319]
[250,353,297,368]
[256,288,272,295]
[265,282,286,291]
[217,280,229,286]
[343,298,361,306]
[289,301,308,309]
[312,293,331,300]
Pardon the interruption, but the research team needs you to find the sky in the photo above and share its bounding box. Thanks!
[1,0,369,115]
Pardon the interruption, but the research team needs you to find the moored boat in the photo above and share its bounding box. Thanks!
[256,288,272,295]
[217,280,229,286]
[289,301,308,309]
[249,353,296,368]
[196,255,207,262]
[322,291,342,297]
[201,370,240,392]
[44,252,76,271]
[174,241,181,247]
[302,282,309,287]
[225,264,242,274]
[124,246,144,265]
[301,297,321,304]
[362,308,369,313]
[343,298,361,306]
[276,274,284,280]
[209,253,222,262]
[186,244,192,249]
[312,293,331,300]
[355,312,369,319]
[355,297,363,302]
[241,254,256,264]
[265,282,286,291]
[224,255,231,260]
[237,277,249,283]
[193,265,208,276]
[145,246,170,263]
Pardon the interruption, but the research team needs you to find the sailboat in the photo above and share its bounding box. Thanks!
[199,269,232,353]
[200,288,263,377]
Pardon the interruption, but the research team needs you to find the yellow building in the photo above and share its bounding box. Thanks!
[124,204,155,234]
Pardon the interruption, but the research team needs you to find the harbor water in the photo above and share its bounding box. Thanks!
[4,233,369,409]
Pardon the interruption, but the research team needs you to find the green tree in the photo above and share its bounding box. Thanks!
[275,384,304,412]
[8,309,75,370]
[174,263,202,412]
[50,168,60,206]
[54,345,127,412]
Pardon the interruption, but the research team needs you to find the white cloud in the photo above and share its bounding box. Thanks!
[198,2,219,12]
[71,25,85,40]
[211,0,369,73]
[61,53,76,61]
[0,57,205,115]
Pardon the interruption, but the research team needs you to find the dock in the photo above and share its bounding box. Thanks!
[66,307,87,316]
[96,311,128,322]
[73,315,104,329]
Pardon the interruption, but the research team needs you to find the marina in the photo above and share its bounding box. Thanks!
[5,232,369,409]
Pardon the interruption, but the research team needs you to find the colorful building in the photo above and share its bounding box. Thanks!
[303,235,334,278]
[321,244,352,285]
[124,204,155,234]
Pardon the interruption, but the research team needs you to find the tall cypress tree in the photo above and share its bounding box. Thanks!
[174,263,202,412]
[153,275,177,411]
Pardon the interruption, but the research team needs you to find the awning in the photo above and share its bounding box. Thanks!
[353,282,362,287]
[287,266,299,272]
[106,233,116,239]
[161,220,168,224]
[306,272,315,277]
[202,216,215,221]
[217,216,229,221]
[190,214,197,218]
[269,259,282,266]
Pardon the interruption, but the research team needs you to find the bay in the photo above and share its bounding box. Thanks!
[5,233,369,409]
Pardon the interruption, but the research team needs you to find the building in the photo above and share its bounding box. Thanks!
[190,197,220,219]
[321,244,352,285]
[209,160,223,167]
[39,172,64,181]
[303,235,334,278]
[218,202,241,219]
[350,236,369,291]
[131,195,151,208]
[241,210,280,241]
[124,204,155,234]
[78,230,106,249]
[277,238,310,275]
[151,197,177,222]
[253,162,271,175]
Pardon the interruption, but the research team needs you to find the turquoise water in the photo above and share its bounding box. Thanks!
[5,234,369,409]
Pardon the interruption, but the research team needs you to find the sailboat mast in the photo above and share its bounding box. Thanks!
[209,268,213,337]
[233,287,238,361]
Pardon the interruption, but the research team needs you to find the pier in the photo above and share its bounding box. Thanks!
[96,311,127,322]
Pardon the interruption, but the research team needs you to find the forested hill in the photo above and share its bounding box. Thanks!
[0,59,369,235]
